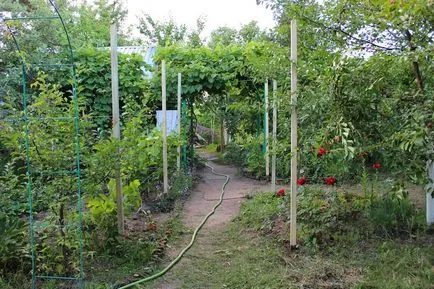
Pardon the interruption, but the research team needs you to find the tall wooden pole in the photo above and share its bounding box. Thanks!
[220,118,225,150]
[272,79,277,192]
[427,160,434,225]
[211,115,215,144]
[110,24,124,234]
[162,61,168,194]
[177,73,182,171]
[264,79,269,177]
[290,19,298,247]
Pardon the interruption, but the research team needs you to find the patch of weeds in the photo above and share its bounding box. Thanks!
[236,191,283,232]
[368,185,425,237]
[85,210,185,289]
[0,273,31,289]
[154,171,193,212]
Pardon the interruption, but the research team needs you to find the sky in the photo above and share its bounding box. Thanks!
[124,0,276,39]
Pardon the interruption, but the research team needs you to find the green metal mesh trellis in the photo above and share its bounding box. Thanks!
[2,1,84,288]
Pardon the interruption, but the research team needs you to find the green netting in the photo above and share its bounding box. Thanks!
[3,1,84,288]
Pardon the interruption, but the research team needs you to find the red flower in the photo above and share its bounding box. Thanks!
[372,163,381,169]
[276,188,285,197]
[317,146,327,157]
[297,176,307,186]
[324,176,337,186]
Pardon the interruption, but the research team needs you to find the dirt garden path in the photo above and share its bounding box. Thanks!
[150,152,270,289]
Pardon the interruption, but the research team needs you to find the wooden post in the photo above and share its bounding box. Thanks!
[427,160,434,225]
[211,115,215,144]
[220,118,225,151]
[290,19,298,247]
[177,73,181,171]
[110,24,124,234]
[271,79,277,192]
[162,61,168,194]
[264,79,269,177]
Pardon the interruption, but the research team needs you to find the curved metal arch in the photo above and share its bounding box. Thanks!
[47,2,85,287]
[1,1,84,288]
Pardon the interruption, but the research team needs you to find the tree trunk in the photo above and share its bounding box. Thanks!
[405,29,424,92]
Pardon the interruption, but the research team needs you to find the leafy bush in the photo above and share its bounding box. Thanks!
[86,179,142,252]
[155,171,193,212]
[108,179,141,215]
[0,162,26,216]
[0,215,29,274]
[86,194,118,251]
[222,133,265,178]
[221,142,246,166]
[296,188,367,248]
[33,218,81,276]
[368,189,423,237]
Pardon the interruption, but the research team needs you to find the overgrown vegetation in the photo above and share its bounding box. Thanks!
[239,183,428,249]
[232,185,432,288]
[143,187,433,289]
[1,0,433,287]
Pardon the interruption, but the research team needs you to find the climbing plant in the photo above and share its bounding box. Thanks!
[76,48,152,132]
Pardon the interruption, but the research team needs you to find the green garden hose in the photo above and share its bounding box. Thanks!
[117,162,230,289]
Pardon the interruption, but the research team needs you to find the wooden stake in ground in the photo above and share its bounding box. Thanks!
[177,73,182,171]
[162,61,168,194]
[264,79,269,177]
[427,160,434,225]
[220,118,225,151]
[271,79,277,192]
[110,24,124,234]
[211,115,215,144]
[290,19,298,247]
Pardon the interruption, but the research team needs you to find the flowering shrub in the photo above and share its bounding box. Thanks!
[317,146,328,157]
[372,163,381,169]
[325,176,337,185]
[297,176,307,186]
[276,188,285,197]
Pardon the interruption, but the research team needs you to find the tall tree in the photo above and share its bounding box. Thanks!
[208,26,239,48]
[138,14,206,47]
[257,0,433,91]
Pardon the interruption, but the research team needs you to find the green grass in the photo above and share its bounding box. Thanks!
[141,192,434,289]
[204,143,219,153]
